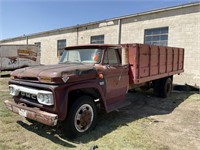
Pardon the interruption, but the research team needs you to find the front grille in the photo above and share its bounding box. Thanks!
[20,91,38,101]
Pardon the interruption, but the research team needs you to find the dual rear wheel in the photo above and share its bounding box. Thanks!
[153,77,173,98]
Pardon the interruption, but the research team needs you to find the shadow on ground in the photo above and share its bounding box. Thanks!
[17,120,77,148]
[17,88,197,146]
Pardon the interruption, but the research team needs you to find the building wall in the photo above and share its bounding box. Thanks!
[78,20,119,45]
[1,4,199,86]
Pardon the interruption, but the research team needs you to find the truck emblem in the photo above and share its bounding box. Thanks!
[21,92,37,100]
[62,77,69,83]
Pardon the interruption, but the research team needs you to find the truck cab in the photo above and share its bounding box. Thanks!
[5,44,130,138]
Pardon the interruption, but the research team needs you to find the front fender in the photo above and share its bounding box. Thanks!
[59,79,107,121]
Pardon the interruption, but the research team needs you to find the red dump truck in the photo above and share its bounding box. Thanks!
[4,43,184,138]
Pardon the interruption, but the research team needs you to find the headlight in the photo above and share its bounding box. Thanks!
[37,93,54,106]
[9,85,19,96]
[44,95,50,103]
[37,93,44,102]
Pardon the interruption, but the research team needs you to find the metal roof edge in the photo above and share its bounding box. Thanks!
[108,1,200,21]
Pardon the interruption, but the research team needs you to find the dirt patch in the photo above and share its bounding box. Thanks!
[146,94,200,150]
[0,78,199,150]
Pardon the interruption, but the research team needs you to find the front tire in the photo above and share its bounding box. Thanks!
[63,96,97,139]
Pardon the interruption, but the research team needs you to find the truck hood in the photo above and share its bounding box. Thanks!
[11,64,97,84]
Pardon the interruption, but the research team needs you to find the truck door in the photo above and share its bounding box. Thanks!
[103,47,129,110]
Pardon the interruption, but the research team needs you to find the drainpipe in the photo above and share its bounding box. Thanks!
[118,19,122,44]
[26,36,28,45]
[76,25,79,45]
[24,34,28,45]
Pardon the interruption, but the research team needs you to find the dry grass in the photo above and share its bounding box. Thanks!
[0,77,199,150]
[0,77,9,91]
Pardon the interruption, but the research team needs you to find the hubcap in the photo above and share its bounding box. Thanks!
[74,104,94,132]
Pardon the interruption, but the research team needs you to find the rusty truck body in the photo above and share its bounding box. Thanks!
[4,43,184,138]
[0,45,40,71]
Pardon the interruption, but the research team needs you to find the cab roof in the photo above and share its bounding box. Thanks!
[64,44,122,50]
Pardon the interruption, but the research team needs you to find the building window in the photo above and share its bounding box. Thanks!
[34,42,41,48]
[34,42,41,56]
[57,39,66,56]
[90,35,104,44]
[144,27,168,46]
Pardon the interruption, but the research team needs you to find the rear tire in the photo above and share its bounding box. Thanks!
[160,77,173,98]
[62,96,97,139]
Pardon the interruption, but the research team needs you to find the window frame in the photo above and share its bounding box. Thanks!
[144,27,169,46]
[34,42,41,48]
[57,39,66,56]
[34,42,41,56]
[103,48,121,65]
[90,35,104,44]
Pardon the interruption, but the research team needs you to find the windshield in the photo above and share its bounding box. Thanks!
[59,48,102,64]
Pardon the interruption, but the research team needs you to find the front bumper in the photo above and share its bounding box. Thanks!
[4,100,58,126]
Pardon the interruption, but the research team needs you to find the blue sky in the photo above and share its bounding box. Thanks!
[0,0,199,40]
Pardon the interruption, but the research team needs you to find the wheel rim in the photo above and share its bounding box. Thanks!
[74,104,94,133]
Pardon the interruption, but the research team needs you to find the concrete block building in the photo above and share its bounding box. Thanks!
[0,2,200,87]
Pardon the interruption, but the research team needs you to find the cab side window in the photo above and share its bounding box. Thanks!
[103,48,121,65]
